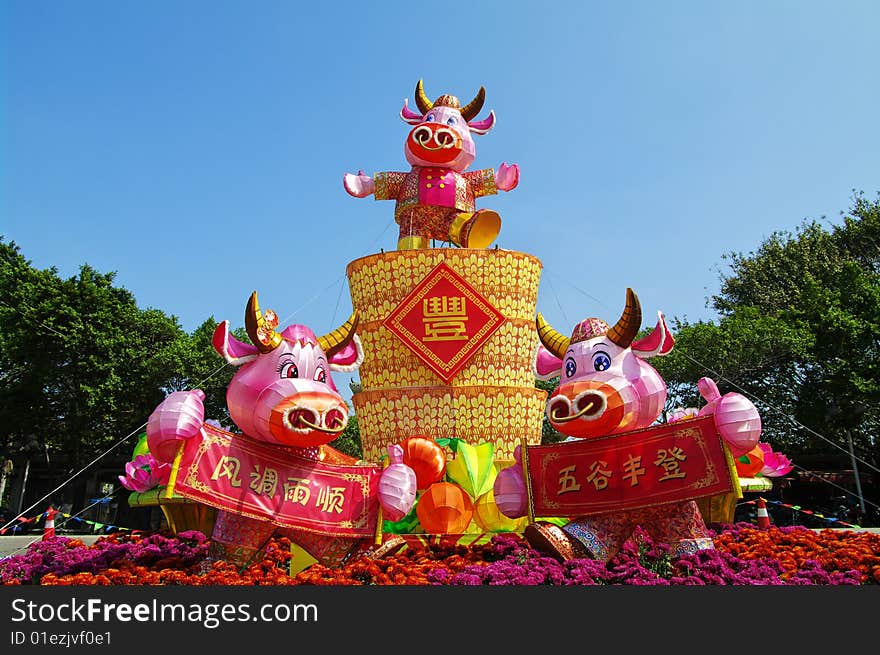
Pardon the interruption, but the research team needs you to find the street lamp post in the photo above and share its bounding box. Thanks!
[844,427,867,518]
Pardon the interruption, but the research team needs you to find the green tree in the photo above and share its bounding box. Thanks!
[329,409,363,460]
[166,317,248,431]
[0,239,191,502]
[535,377,566,445]
[652,192,880,472]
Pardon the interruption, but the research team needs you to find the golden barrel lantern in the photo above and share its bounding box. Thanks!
[347,248,546,463]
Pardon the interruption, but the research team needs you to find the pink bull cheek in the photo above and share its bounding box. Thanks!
[629,366,668,430]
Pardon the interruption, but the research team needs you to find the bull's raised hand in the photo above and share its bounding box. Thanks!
[496,162,520,192]
[146,389,206,462]
[343,170,375,198]
[696,377,762,458]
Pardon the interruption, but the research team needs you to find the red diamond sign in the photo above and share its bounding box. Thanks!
[383,261,506,383]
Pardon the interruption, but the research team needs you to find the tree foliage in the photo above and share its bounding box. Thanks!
[652,193,880,470]
[0,239,244,477]
[329,410,363,460]
[535,377,566,445]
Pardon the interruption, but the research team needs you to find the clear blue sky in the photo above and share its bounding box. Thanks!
[3,1,879,402]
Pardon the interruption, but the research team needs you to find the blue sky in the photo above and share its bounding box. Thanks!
[3,1,879,402]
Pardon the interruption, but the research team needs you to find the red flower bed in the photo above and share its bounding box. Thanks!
[3,523,879,586]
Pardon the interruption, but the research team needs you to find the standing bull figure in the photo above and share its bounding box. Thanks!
[147,291,415,568]
[343,80,520,250]
[497,288,762,562]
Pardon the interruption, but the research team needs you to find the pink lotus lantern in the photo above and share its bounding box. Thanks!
[378,444,418,522]
[119,454,171,493]
[757,442,794,477]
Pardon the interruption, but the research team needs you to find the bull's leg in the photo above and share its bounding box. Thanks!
[204,510,276,570]
[646,500,715,557]
[447,209,501,249]
[396,211,431,250]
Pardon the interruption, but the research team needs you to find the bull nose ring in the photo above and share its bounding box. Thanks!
[551,402,596,422]
[323,408,347,432]
[284,407,346,434]
[432,128,456,148]
[284,407,319,431]
[551,391,606,422]
[413,126,433,145]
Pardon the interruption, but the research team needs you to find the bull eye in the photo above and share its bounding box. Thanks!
[314,367,327,384]
[564,358,577,378]
[278,361,299,378]
[426,113,436,122]
[446,116,457,125]
[592,351,611,372]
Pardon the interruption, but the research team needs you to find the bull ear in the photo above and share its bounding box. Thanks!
[400,98,423,125]
[631,311,675,359]
[468,110,495,135]
[328,334,364,372]
[212,320,259,366]
[534,344,563,381]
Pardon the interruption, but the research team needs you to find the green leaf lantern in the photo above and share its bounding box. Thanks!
[440,438,497,499]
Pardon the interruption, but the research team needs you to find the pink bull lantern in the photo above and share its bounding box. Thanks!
[142,291,420,568]
[496,288,766,564]
[343,80,519,251]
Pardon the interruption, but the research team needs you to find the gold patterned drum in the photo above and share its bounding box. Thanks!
[347,249,547,462]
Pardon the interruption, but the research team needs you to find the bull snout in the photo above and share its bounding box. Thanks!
[548,380,636,439]
[407,123,463,163]
[267,391,349,448]
[548,390,607,423]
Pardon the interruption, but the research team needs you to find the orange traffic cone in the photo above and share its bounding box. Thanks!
[42,506,60,540]
[755,497,772,529]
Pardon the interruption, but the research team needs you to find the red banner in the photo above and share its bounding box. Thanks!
[383,261,506,382]
[526,416,734,517]
[167,424,381,537]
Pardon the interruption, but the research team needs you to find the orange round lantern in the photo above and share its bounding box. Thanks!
[401,436,447,490]
[735,444,766,478]
[416,482,473,534]
[473,489,527,533]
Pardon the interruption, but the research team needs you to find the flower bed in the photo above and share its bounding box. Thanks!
[2,523,878,586]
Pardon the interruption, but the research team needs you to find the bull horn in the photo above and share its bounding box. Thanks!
[536,313,570,360]
[414,79,433,115]
[460,86,486,122]
[245,291,283,353]
[606,288,643,348]
[318,310,359,358]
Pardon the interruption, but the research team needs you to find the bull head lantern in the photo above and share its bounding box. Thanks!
[534,288,675,440]
[343,80,520,250]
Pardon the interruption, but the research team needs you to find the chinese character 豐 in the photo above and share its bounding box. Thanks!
[622,454,647,487]
[557,465,582,495]
[422,295,468,342]
[210,456,242,488]
[654,447,688,481]
[283,477,312,505]
[249,464,279,497]
[315,486,346,513]
[586,460,612,491]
